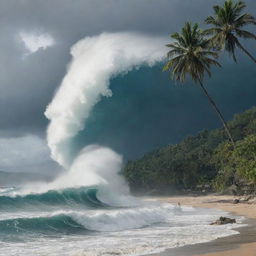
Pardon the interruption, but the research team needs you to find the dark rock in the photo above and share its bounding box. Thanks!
[233,199,240,204]
[210,216,236,225]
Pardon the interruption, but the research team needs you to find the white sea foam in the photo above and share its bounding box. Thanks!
[45,32,167,168]
[23,32,168,205]
[9,146,138,208]
[0,202,245,256]
[71,204,174,232]
[0,33,245,256]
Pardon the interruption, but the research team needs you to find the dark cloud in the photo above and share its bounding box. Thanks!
[0,0,255,136]
[0,0,255,172]
[0,135,61,174]
[73,59,256,160]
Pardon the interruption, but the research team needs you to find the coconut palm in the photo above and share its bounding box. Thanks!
[205,0,256,63]
[163,22,235,146]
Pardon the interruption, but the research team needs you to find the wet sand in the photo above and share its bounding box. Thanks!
[150,195,256,256]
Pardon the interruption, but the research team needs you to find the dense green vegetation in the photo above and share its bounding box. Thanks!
[213,134,256,191]
[123,107,256,194]
[163,1,256,147]
[134,0,256,195]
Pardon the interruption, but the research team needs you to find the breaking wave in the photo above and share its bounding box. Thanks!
[45,32,167,168]
[0,33,245,256]
[0,187,107,210]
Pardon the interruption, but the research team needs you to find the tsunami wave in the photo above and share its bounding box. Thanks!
[12,146,139,208]
[0,33,246,256]
[42,33,166,210]
[0,33,174,239]
[45,32,167,168]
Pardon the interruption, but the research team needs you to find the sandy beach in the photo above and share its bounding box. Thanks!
[153,195,256,256]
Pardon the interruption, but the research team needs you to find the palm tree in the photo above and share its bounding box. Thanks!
[163,22,235,146]
[204,0,256,63]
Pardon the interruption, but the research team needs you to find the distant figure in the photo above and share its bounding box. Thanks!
[174,202,182,213]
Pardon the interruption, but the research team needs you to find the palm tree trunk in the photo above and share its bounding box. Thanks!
[236,41,256,64]
[198,80,235,147]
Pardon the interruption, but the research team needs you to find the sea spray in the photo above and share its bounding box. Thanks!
[42,32,167,206]
[48,145,127,192]
[0,33,246,256]
[45,145,137,206]
[7,145,138,208]
[45,32,167,168]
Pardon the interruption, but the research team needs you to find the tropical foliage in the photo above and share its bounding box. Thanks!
[163,21,234,146]
[205,0,256,63]
[125,1,256,194]
[213,135,256,190]
[163,22,220,83]
[123,107,256,194]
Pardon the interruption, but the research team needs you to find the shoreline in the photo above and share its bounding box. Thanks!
[150,195,256,256]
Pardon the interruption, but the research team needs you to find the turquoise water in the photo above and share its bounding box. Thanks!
[1,33,251,255]
[73,64,256,160]
[0,186,244,256]
[0,187,102,238]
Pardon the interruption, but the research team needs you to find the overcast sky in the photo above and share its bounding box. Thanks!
[0,0,255,174]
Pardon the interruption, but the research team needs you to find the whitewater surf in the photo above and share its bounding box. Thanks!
[0,185,244,256]
[0,33,244,256]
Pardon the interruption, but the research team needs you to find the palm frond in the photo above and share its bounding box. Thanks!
[205,16,221,27]
[167,49,184,59]
[203,28,223,36]
[202,57,222,68]
[163,55,184,72]
[225,34,238,62]
[171,33,186,47]
[213,5,221,15]
[233,1,246,16]
[163,22,221,84]
[235,29,256,39]
[204,0,256,63]
[200,50,219,59]
[166,43,186,51]
[235,13,256,27]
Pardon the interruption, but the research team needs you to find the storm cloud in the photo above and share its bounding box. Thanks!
[0,0,256,173]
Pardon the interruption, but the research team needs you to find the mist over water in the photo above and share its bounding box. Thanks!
[15,145,132,205]
[41,32,169,207]
[54,58,256,162]
[45,32,167,169]
[0,32,247,256]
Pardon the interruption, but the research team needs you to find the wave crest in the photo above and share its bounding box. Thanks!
[0,204,177,235]
[0,187,107,210]
[45,32,167,168]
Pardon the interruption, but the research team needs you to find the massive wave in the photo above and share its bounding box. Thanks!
[0,33,247,256]
[45,32,167,168]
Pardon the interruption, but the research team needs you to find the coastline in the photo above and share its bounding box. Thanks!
[150,195,256,256]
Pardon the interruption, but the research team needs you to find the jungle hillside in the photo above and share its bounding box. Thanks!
[123,107,256,195]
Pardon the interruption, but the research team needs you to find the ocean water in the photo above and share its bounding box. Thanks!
[0,186,244,256]
[0,33,247,256]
